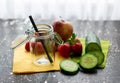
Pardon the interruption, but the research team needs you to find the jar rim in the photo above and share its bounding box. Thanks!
[36,24,53,32]
[32,24,54,39]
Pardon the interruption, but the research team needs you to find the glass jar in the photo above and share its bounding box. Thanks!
[30,24,55,65]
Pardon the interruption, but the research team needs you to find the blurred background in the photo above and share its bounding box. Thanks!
[0,0,120,20]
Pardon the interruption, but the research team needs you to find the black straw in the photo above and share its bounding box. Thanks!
[29,15,53,63]
[29,16,39,32]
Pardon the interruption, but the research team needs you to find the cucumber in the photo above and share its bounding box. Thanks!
[59,59,79,75]
[79,53,98,70]
[88,51,104,66]
[85,32,102,53]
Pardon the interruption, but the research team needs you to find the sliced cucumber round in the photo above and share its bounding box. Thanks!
[79,53,98,70]
[59,59,79,75]
[88,51,104,66]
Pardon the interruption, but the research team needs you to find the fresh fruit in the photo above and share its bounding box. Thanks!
[52,19,73,41]
[66,33,80,45]
[60,59,79,75]
[85,32,102,53]
[71,42,82,56]
[58,43,71,58]
[79,53,98,70]
[34,42,44,54]
[67,33,82,56]
[25,41,30,52]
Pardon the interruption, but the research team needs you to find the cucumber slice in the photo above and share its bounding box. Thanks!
[79,53,98,70]
[88,51,104,66]
[60,59,79,75]
[85,32,102,53]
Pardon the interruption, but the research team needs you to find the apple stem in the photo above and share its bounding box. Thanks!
[59,16,62,19]
[59,16,64,22]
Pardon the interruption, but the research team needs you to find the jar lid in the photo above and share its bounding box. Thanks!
[10,34,28,49]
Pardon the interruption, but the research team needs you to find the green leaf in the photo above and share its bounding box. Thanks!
[71,33,76,39]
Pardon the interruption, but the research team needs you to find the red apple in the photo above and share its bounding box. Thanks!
[52,19,73,41]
